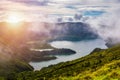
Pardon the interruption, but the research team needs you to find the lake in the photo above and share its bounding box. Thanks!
[29,39,107,70]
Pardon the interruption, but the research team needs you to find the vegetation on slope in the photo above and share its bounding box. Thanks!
[13,45,120,80]
[62,60,120,80]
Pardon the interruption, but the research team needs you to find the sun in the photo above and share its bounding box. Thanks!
[5,12,24,24]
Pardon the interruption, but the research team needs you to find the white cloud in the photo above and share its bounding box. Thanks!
[86,8,120,44]
[0,0,119,22]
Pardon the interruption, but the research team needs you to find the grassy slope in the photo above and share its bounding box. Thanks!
[14,45,120,80]
[62,60,120,80]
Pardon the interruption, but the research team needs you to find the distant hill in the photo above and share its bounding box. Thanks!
[13,45,120,80]
[50,22,98,41]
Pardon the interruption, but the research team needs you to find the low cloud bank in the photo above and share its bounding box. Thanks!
[87,8,120,45]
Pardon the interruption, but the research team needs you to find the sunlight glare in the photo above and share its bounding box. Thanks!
[6,12,24,24]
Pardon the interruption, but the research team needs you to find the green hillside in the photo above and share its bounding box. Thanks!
[13,45,120,80]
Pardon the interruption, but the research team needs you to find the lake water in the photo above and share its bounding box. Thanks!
[29,39,107,70]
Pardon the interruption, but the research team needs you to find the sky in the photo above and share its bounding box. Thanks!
[0,0,120,22]
[0,0,120,45]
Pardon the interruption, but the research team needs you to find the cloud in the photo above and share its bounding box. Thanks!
[0,0,119,22]
[0,0,79,22]
[86,8,120,44]
[0,0,120,45]
[9,0,48,6]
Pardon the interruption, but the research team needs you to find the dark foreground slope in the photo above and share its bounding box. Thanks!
[14,45,120,80]
[0,39,33,80]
